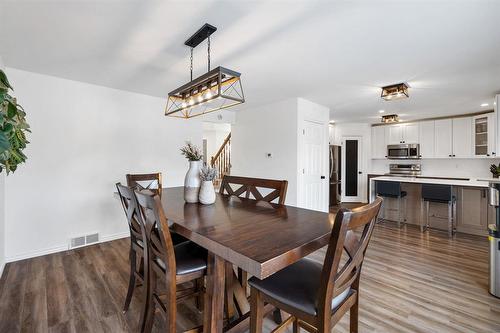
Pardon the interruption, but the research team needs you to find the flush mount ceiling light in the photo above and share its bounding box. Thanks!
[381,114,399,123]
[381,82,409,101]
[165,24,245,119]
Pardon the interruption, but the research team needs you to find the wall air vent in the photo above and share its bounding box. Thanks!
[69,232,100,249]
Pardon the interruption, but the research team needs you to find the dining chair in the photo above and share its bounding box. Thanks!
[219,175,288,322]
[249,197,383,333]
[116,183,149,331]
[127,172,162,195]
[135,190,207,333]
[219,175,288,204]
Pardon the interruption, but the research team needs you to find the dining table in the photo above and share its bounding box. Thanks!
[158,186,335,333]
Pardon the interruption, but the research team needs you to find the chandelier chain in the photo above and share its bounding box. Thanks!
[190,47,193,82]
[207,35,211,71]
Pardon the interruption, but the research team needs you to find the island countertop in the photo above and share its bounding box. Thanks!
[370,176,490,188]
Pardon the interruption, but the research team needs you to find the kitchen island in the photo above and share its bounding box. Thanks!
[369,176,494,236]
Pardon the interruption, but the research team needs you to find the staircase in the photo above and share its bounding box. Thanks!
[211,132,231,187]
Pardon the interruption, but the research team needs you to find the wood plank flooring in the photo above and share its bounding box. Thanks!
[1,221,500,332]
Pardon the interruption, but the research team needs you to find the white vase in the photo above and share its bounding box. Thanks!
[184,160,202,203]
[199,181,216,205]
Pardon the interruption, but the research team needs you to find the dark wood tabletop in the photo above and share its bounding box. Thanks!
[161,187,334,280]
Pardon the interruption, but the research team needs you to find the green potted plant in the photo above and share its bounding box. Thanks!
[0,69,30,174]
[491,163,500,178]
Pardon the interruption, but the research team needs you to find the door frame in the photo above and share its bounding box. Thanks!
[341,136,363,202]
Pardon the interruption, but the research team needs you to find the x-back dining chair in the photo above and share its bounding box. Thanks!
[135,190,207,333]
[249,197,383,333]
[127,172,162,195]
[116,183,149,331]
[219,175,288,205]
[219,175,288,322]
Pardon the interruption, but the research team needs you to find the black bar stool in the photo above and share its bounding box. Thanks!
[421,184,456,236]
[376,181,407,227]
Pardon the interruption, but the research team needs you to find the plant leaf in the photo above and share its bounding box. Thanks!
[0,132,11,152]
[0,70,13,90]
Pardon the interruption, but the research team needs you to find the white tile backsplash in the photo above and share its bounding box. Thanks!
[371,158,500,179]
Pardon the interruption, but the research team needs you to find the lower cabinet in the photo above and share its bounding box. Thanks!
[456,187,489,236]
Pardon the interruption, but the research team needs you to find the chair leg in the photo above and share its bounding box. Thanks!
[195,277,204,312]
[142,273,156,333]
[123,249,137,313]
[350,294,359,333]
[250,288,263,333]
[139,252,149,332]
[448,201,453,238]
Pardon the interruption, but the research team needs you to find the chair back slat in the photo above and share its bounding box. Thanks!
[317,197,382,315]
[116,183,146,245]
[135,191,176,284]
[220,175,288,204]
[127,173,162,195]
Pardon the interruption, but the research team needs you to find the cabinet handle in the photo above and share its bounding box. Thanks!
[449,154,452,157]
[487,154,490,157]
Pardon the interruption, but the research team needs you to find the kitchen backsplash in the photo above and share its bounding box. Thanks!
[371,158,500,179]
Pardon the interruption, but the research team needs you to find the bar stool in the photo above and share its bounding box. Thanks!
[375,181,407,227]
[421,184,456,236]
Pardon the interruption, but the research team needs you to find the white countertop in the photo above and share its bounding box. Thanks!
[370,176,490,187]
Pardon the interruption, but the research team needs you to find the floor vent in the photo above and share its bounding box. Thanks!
[70,233,100,249]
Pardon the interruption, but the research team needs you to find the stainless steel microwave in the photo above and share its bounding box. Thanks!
[387,144,420,159]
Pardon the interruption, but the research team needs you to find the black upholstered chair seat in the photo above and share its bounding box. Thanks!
[156,242,207,275]
[248,258,351,316]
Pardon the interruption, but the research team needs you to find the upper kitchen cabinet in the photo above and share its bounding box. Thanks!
[472,113,496,157]
[419,120,435,158]
[371,126,387,159]
[452,117,472,158]
[387,123,419,144]
[434,117,472,158]
[434,119,453,158]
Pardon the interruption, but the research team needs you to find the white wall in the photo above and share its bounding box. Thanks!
[3,68,204,262]
[0,56,5,276]
[232,98,299,205]
[332,123,372,202]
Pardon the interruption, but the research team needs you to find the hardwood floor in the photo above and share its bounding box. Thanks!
[1,222,499,332]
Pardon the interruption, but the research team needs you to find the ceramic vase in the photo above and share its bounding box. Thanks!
[199,180,216,205]
[184,160,202,203]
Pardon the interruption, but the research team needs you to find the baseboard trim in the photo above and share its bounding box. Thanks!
[5,231,130,263]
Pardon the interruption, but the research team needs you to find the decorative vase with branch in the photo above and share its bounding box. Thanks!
[0,69,30,174]
[180,141,203,203]
[199,165,217,205]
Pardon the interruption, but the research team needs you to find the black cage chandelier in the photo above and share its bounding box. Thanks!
[165,24,245,118]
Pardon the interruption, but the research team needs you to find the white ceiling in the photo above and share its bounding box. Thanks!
[1,0,500,123]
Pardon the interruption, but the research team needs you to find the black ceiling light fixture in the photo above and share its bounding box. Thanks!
[381,82,409,101]
[165,23,245,119]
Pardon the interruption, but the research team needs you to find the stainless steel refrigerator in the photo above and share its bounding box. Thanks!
[329,145,341,206]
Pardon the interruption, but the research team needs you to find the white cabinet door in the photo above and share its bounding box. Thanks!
[419,121,435,158]
[488,113,497,157]
[387,125,403,144]
[403,123,419,143]
[452,117,472,158]
[371,126,387,159]
[434,119,453,158]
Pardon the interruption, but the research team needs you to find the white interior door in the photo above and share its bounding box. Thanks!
[341,136,363,202]
[301,120,328,212]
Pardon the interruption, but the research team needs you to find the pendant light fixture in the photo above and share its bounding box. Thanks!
[165,24,245,118]
[381,82,409,101]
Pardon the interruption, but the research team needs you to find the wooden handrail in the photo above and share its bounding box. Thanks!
[211,132,231,181]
